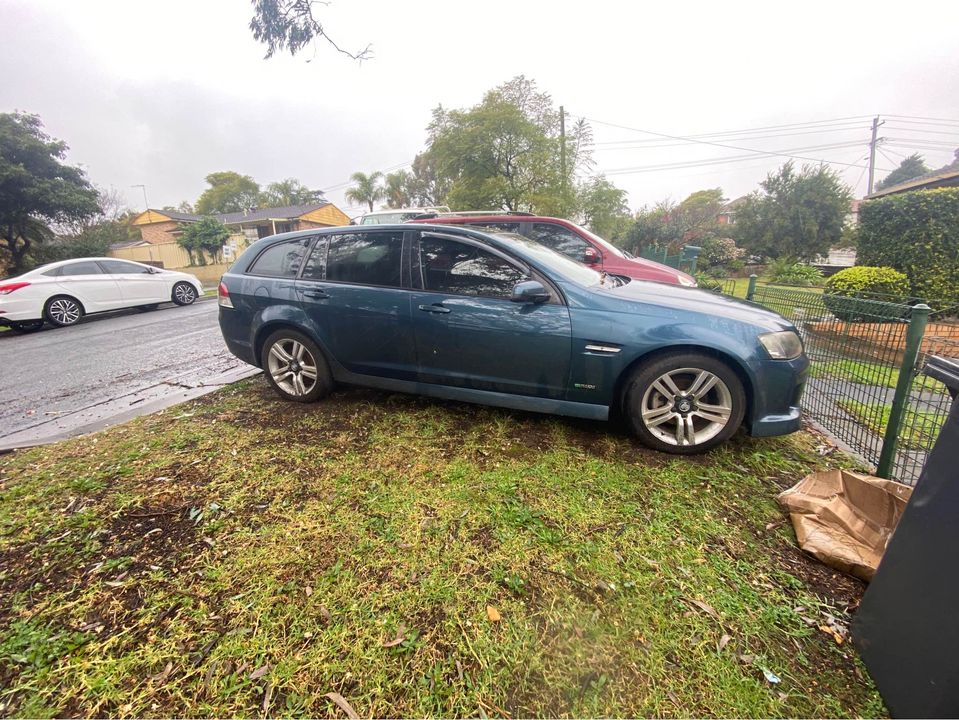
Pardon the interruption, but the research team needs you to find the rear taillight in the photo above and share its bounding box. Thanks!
[218,281,234,309]
[0,282,30,295]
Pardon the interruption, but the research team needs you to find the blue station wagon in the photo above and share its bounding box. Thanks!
[218,225,808,454]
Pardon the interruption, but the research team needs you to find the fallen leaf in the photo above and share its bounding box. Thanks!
[486,605,502,623]
[304,586,313,597]
[684,597,721,620]
[319,605,332,622]
[249,664,270,681]
[717,633,732,652]
[739,653,755,665]
[152,661,173,684]
[382,623,407,648]
[324,692,360,719]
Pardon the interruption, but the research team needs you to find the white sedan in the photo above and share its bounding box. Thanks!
[0,258,204,332]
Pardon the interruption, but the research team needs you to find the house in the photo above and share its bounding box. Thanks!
[717,196,748,225]
[865,168,959,199]
[129,202,351,246]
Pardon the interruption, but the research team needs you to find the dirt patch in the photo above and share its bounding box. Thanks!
[770,539,866,609]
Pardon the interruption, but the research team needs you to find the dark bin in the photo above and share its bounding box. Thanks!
[853,355,959,718]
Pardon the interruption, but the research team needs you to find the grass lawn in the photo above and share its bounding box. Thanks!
[725,278,825,300]
[0,381,883,718]
[836,398,946,450]
[810,359,947,394]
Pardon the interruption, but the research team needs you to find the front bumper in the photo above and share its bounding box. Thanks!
[745,354,808,438]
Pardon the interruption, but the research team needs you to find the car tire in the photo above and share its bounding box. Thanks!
[622,351,746,454]
[10,320,44,333]
[172,282,198,306]
[44,296,84,327]
[260,329,333,403]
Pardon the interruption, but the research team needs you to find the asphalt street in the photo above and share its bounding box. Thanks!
[0,299,260,448]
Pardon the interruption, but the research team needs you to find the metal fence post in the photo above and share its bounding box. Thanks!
[746,274,758,301]
[877,304,931,478]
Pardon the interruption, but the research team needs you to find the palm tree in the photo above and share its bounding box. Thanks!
[345,171,385,212]
[385,171,411,208]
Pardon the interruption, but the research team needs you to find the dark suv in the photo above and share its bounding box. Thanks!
[218,224,807,454]
[409,213,697,286]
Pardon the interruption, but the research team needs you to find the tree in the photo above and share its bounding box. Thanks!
[0,112,99,274]
[425,76,592,214]
[249,0,371,60]
[384,171,411,208]
[576,177,631,241]
[621,188,726,255]
[734,162,852,261]
[178,217,230,265]
[33,187,138,265]
[345,171,385,212]
[195,172,261,215]
[875,153,930,191]
[260,178,324,207]
[405,152,451,207]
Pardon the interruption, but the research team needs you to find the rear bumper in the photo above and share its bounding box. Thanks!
[218,309,258,366]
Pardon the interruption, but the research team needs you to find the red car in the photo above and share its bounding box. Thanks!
[409,213,697,287]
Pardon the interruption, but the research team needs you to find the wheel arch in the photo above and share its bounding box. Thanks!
[253,320,331,370]
[45,293,86,315]
[611,344,755,424]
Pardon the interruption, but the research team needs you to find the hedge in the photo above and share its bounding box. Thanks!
[823,266,911,321]
[858,187,959,304]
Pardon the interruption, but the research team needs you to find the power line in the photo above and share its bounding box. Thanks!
[590,125,871,151]
[579,113,876,170]
[884,114,959,126]
[590,119,871,146]
[884,126,959,136]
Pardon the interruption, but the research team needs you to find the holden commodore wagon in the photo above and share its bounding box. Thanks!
[218,225,807,453]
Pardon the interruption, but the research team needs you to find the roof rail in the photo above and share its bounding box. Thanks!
[440,210,536,217]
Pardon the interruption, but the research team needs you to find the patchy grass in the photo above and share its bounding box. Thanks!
[837,398,946,450]
[810,359,946,394]
[0,381,883,718]
[726,278,825,299]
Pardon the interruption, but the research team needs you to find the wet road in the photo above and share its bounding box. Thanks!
[0,299,259,448]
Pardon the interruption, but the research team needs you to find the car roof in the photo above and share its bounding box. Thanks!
[409,214,571,224]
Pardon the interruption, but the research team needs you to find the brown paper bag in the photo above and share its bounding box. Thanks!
[777,470,913,581]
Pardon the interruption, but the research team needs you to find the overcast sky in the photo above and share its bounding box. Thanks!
[3,0,959,220]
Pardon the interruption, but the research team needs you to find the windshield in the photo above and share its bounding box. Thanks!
[577,225,627,258]
[490,232,606,287]
[360,212,420,225]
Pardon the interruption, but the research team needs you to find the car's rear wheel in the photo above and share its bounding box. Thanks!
[44,296,84,327]
[623,351,745,454]
[261,329,333,403]
[10,320,44,333]
[172,282,198,306]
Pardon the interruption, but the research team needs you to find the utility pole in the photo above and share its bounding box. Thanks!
[132,184,152,222]
[559,105,567,192]
[867,116,884,195]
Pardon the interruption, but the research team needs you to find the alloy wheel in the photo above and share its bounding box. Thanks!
[48,298,82,326]
[266,338,319,397]
[174,283,197,304]
[640,367,734,447]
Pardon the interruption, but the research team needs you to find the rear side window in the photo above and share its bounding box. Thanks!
[249,238,312,277]
[59,261,104,276]
[98,260,148,274]
[418,236,527,299]
[530,223,592,262]
[467,222,521,233]
[325,232,403,287]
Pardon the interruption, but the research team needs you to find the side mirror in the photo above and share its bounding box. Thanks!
[511,280,550,304]
[582,247,601,265]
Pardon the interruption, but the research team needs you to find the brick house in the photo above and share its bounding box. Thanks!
[130,202,351,245]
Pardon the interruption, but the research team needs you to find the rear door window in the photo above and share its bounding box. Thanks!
[324,232,403,287]
[98,260,149,274]
[59,261,105,276]
[530,223,592,262]
[249,237,312,277]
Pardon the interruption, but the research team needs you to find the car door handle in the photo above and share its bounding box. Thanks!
[302,288,329,299]
[418,303,450,314]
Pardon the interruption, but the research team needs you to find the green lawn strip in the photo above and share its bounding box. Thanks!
[0,382,883,717]
[809,359,946,394]
[836,398,946,451]
[726,278,825,300]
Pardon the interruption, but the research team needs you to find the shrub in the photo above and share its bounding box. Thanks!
[693,271,723,292]
[823,266,910,321]
[858,187,959,304]
[699,237,745,269]
[766,258,824,286]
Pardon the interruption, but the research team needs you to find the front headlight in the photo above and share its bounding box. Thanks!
[759,331,803,359]
[678,275,697,287]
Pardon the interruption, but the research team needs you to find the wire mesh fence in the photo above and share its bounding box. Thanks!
[745,283,955,485]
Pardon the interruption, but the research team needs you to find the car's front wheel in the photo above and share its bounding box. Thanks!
[260,329,333,403]
[623,351,745,454]
[44,296,84,327]
[172,282,198,306]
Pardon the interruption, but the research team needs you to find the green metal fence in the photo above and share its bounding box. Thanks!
[741,278,956,485]
[639,245,701,275]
